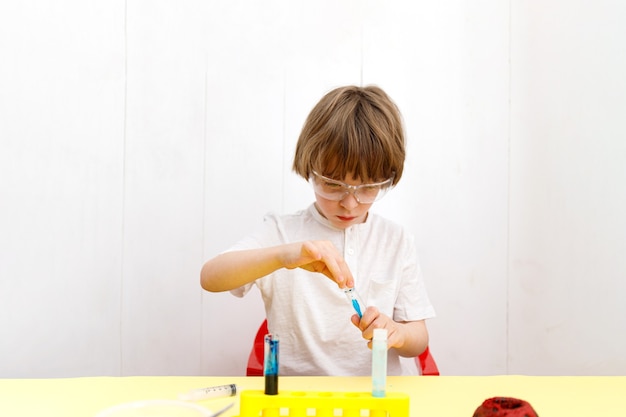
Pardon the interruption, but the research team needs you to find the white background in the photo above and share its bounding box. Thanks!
[1,1,625,377]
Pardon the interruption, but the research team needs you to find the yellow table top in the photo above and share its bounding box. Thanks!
[1,375,625,417]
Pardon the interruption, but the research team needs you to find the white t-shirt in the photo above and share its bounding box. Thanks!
[229,203,436,376]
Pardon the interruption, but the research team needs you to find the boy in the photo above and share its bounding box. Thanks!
[201,85,435,375]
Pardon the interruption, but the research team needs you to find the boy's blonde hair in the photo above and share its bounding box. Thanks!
[293,85,405,185]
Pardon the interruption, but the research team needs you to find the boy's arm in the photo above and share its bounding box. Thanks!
[392,320,429,358]
[200,246,285,292]
[200,240,354,292]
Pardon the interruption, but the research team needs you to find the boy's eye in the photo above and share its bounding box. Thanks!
[323,181,343,190]
[361,185,380,195]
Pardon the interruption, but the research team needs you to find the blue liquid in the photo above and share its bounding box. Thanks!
[264,334,279,395]
[352,298,363,318]
[264,338,279,375]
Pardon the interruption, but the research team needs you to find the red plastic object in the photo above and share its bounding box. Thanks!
[246,319,439,376]
[246,319,269,376]
[416,345,440,376]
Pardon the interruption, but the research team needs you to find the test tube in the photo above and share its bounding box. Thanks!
[371,328,388,397]
[264,333,279,395]
[343,287,365,318]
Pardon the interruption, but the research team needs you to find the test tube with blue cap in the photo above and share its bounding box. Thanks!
[264,333,279,395]
[343,287,366,318]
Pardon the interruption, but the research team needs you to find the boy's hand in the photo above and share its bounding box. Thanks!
[351,306,401,350]
[351,307,429,357]
[281,240,354,288]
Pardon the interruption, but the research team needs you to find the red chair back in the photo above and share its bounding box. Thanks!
[416,345,440,376]
[246,319,269,376]
[246,319,439,376]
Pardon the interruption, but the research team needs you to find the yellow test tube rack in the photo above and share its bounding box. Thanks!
[236,390,409,417]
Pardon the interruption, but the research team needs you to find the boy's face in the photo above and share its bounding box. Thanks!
[313,174,373,229]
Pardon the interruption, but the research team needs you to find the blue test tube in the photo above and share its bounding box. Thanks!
[264,333,279,395]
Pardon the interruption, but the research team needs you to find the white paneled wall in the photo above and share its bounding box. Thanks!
[0,1,126,376]
[120,1,208,375]
[509,0,626,375]
[1,1,625,377]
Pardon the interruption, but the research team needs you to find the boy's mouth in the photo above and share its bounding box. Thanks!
[337,215,356,222]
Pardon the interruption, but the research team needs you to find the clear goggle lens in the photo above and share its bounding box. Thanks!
[310,171,394,204]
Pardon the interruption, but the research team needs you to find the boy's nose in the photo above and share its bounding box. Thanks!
[340,192,360,209]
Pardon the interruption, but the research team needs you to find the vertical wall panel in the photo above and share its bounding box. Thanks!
[510,0,626,374]
[0,1,125,376]
[121,1,208,375]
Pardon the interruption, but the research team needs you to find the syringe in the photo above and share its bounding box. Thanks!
[343,287,366,318]
[178,383,238,401]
